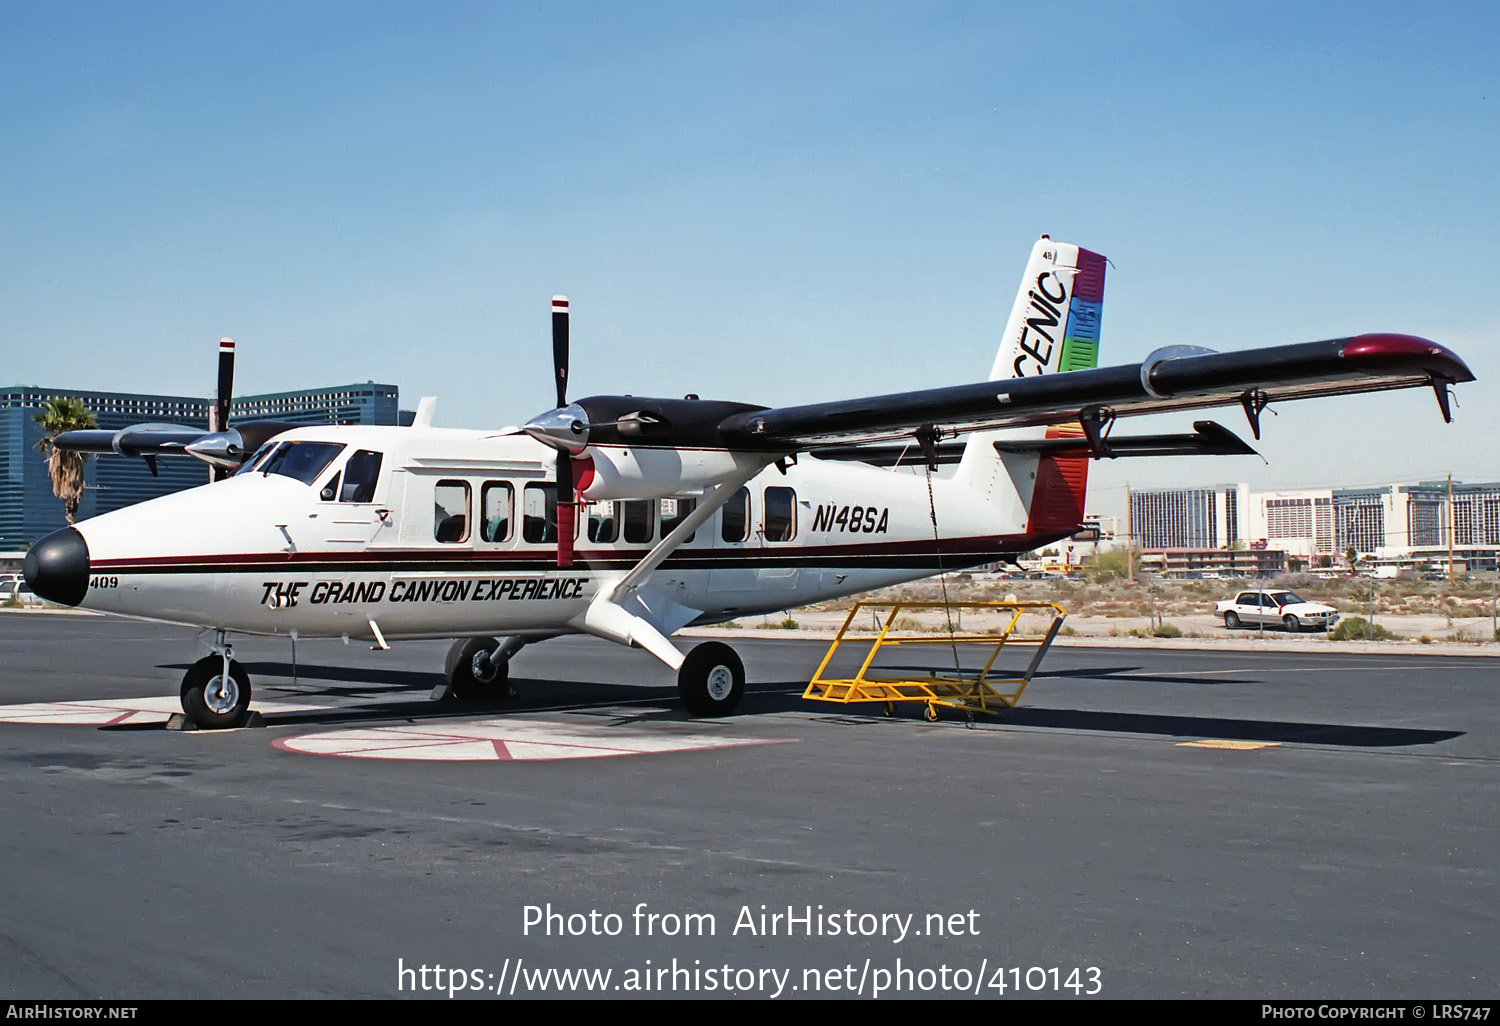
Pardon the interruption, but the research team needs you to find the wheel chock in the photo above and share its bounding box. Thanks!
[166,709,265,731]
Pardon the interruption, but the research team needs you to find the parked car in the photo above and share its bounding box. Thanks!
[1215,590,1339,632]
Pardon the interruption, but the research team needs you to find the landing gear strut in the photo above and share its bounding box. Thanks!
[180,631,251,729]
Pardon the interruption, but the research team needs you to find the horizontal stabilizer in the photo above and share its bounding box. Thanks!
[992,420,1258,459]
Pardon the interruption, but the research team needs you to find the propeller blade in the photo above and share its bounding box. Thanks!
[552,296,569,409]
[215,338,235,432]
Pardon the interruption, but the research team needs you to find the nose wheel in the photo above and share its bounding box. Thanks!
[180,654,252,729]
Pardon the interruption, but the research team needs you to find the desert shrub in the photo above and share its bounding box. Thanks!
[1329,617,1396,642]
[777,616,798,630]
[1153,623,1183,638]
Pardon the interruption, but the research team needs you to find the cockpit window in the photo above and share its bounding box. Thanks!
[236,442,280,476]
[339,450,383,502]
[258,441,346,485]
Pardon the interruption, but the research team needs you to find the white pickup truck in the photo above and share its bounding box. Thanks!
[1215,590,1340,632]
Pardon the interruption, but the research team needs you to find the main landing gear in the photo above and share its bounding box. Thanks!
[180,631,252,729]
[677,642,745,717]
[443,636,524,700]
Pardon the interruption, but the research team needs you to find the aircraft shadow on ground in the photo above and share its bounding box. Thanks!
[134,663,1459,748]
[738,684,1462,747]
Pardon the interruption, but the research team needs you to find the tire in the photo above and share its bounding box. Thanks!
[677,642,745,717]
[1283,614,1301,632]
[446,637,509,699]
[1224,611,1241,629]
[180,655,251,729]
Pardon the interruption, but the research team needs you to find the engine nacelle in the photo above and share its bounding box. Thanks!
[579,446,771,501]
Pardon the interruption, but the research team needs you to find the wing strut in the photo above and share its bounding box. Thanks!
[569,459,773,670]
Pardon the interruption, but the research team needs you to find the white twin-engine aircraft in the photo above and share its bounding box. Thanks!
[27,237,1473,727]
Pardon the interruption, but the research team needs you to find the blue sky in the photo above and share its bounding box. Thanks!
[3,2,1497,520]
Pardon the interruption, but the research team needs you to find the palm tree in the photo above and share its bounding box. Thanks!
[33,396,97,525]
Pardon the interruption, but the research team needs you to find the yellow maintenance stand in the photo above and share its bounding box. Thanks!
[803,600,1067,720]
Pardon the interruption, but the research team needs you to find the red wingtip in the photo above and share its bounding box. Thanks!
[1343,333,1475,383]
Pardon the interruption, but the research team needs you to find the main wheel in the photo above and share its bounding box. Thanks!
[446,637,510,699]
[677,642,745,717]
[180,655,251,729]
[1224,611,1241,629]
[1283,614,1301,632]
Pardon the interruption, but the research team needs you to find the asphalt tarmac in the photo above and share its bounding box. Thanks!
[0,613,1494,999]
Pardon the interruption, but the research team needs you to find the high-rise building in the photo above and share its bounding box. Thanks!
[1122,480,1500,573]
[1129,484,1248,550]
[1,382,399,547]
[1251,489,1335,558]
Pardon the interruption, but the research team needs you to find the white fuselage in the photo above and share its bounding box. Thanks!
[67,424,1062,643]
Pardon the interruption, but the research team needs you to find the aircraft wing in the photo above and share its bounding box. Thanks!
[52,424,204,456]
[715,333,1472,448]
[53,420,306,472]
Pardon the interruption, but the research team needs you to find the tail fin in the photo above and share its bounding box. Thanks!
[954,237,1107,536]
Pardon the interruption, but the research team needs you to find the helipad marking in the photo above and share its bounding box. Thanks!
[1177,738,1282,751]
[273,718,791,762]
[0,696,327,726]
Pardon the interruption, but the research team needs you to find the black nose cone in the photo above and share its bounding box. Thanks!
[24,527,90,607]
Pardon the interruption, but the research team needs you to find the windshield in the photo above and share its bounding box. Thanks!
[257,441,346,485]
[1269,591,1305,605]
[235,442,280,476]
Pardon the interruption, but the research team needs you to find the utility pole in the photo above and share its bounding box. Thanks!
[1448,473,1456,585]
[1126,481,1134,585]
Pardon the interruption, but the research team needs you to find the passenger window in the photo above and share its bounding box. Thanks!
[660,497,696,542]
[722,487,750,543]
[764,486,796,542]
[588,501,619,543]
[340,450,383,502]
[434,481,470,543]
[481,482,513,543]
[523,483,557,544]
[622,500,654,544]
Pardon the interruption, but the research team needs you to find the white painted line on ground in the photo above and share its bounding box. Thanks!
[0,696,328,726]
[273,718,793,762]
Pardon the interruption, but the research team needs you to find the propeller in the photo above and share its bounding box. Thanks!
[210,338,235,480]
[551,297,577,568]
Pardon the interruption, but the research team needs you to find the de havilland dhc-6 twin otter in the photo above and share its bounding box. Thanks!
[24,237,1474,728]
